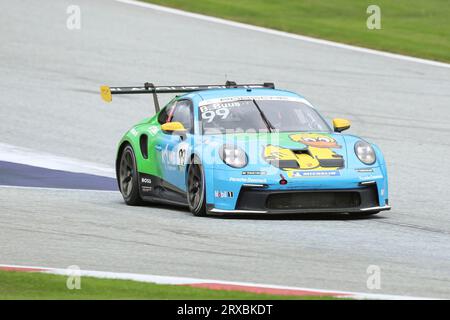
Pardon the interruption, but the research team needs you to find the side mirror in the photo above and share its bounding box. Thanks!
[161,122,187,135]
[333,118,351,133]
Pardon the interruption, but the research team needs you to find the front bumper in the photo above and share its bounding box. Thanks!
[206,166,390,214]
[208,184,390,214]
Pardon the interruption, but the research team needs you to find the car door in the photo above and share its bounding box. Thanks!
[156,99,194,193]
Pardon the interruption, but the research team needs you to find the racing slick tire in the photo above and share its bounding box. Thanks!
[118,145,143,206]
[187,156,207,216]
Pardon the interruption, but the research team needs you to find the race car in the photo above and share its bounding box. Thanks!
[100,81,390,216]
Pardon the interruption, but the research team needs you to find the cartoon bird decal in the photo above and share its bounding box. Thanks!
[263,133,344,171]
[291,133,340,149]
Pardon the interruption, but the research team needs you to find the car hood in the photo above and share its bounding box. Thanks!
[202,132,350,171]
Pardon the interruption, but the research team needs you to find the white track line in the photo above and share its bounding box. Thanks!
[0,264,433,300]
[0,185,117,193]
[0,143,115,178]
[114,0,450,69]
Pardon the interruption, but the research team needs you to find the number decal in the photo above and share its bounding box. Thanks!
[216,108,230,119]
[201,108,230,123]
[202,110,216,123]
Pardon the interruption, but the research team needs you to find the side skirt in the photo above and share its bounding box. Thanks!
[138,172,188,207]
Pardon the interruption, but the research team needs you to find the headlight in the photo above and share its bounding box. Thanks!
[354,140,376,165]
[219,145,248,168]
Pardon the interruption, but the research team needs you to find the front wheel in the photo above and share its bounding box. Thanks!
[118,145,142,206]
[186,159,207,216]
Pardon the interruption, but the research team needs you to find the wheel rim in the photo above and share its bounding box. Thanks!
[188,164,203,211]
[119,150,134,197]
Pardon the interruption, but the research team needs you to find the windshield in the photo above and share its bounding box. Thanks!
[199,98,331,135]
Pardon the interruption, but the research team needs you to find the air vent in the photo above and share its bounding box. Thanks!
[140,135,148,159]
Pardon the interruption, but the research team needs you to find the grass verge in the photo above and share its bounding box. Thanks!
[143,0,450,63]
[0,271,340,300]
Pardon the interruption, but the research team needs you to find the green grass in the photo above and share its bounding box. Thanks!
[0,271,340,300]
[143,0,450,63]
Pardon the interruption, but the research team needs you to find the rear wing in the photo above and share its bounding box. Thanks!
[100,81,275,112]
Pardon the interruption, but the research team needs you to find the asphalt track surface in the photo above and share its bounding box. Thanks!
[1,0,449,298]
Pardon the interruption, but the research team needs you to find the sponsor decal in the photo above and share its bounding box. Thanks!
[242,171,267,176]
[140,175,153,194]
[356,168,374,173]
[359,175,383,180]
[148,126,159,136]
[142,186,152,193]
[130,128,138,137]
[229,177,267,183]
[199,96,312,107]
[214,191,234,198]
[289,170,340,177]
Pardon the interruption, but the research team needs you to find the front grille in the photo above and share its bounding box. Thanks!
[318,158,344,168]
[266,159,299,169]
[235,185,379,212]
[266,191,361,210]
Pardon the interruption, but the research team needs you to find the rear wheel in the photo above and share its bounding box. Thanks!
[187,158,206,216]
[118,145,142,205]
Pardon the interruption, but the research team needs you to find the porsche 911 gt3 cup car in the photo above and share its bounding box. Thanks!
[100,81,390,216]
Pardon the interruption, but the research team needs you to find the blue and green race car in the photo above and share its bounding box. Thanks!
[100,81,390,216]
